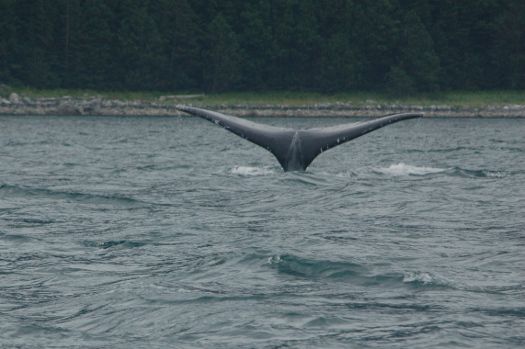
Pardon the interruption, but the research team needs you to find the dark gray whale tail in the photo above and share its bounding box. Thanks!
[176,105,422,171]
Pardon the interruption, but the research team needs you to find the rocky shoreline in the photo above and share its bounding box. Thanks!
[1,93,525,117]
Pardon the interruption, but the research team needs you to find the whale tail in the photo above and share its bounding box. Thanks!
[176,105,422,171]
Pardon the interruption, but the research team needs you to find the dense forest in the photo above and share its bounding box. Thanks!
[0,0,524,94]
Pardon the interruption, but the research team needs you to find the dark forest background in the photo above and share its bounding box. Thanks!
[0,0,524,94]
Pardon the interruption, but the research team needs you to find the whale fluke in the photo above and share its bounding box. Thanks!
[176,105,422,171]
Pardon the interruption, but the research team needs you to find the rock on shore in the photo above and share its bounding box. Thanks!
[1,94,525,117]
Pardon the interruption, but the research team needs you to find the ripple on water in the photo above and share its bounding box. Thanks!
[1,116,524,348]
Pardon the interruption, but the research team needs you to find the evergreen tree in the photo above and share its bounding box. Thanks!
[113,0,165,90]
[0,0,16,83]
[156,0,203,90]
[12,0,59,87]
[269,0,322,90]
[291,0,322,89]
[205,14,241,92]
[237,1,273,90]
[317,0,362,91]
[351,0,401,89]
[386,65,414,96]
[493,0,525,88]
[0,1,522,92]
[394,10,440,93]
[60,0,114,89]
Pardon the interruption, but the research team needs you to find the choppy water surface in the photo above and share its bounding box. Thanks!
[1,115,524,348]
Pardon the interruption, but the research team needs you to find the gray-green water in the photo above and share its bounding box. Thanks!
[1,115,524,348]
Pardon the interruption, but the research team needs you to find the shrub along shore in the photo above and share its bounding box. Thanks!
[1,89,525,117]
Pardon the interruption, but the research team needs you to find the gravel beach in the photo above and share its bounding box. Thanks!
[2,93,524,117]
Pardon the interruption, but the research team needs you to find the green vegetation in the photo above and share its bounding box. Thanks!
[1,1,524,94]
[6,87,525,108]
[195,90,525,107]
[3,87,169,101]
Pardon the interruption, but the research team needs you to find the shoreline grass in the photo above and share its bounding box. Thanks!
[3,87,525,108]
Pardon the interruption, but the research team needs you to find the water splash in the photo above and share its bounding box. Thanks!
[403,271,435,285]
[231,166,275,176]
[375,163,446,176]
[402,271,450,287]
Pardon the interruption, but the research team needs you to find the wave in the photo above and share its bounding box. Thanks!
[267,254,367,279]
[0,233,36,242]
[448,167,504,178]
[402,271,442,286]
[374,163,506,178]
[81,240,146,250]
[267,255,448,288]
[470,306,525,318]
[231,166,275,176]
[228,163,506,180]
[406,146,481,153]
[0,183,151,208]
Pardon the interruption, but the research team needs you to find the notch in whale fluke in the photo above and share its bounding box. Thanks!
[176,105,423,172]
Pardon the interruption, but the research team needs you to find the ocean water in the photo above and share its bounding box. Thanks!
[0,115,524,348]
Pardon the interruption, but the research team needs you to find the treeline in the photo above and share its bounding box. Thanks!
[0,0,524,94]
